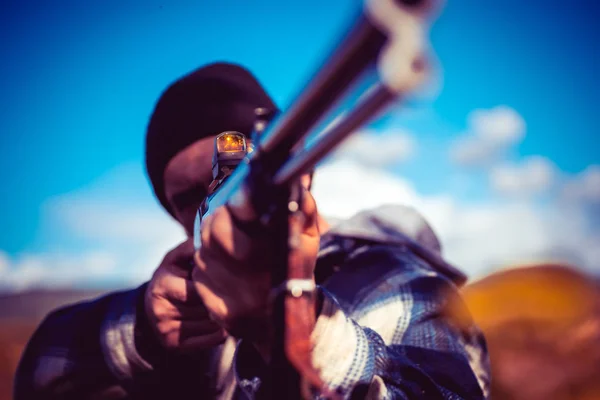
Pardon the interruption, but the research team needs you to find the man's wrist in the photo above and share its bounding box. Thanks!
[249,285,322,364]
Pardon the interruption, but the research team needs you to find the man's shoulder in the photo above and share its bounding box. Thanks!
[323,204,442,253]
[318,205,467,286]
[320,240,451,298]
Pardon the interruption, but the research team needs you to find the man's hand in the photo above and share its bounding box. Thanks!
[144,239,227,352]
[192,184,320,343]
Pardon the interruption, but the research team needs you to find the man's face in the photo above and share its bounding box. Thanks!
[163,134,316,237]
[163,136,215,236]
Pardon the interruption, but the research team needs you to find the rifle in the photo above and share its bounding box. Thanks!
[193,0,439,397]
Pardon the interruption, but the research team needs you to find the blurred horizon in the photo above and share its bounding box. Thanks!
[1,0,599,293]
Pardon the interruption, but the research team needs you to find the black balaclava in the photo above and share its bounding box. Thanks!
[145,62,277,217]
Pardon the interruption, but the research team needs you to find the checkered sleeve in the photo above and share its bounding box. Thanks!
[14,288,133,399]
[309,245,491,399]
[234,244,490,399]
[14,284,218,399]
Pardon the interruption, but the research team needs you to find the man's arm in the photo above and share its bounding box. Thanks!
[15,240,227,400]
[15,284,222,400]
[193,186,489,398]
[15,286,141,399]
[315,258,489,399]
[234,246,490,399]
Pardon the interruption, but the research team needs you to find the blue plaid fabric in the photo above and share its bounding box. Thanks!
[15,205,490,399]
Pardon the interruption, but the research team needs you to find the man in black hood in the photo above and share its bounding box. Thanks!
[16,62,279,399]
[15,63,490,399]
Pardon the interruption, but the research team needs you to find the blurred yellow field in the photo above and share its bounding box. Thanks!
[454,264,600,400]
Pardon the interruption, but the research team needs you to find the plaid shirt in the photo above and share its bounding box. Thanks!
[15,205,490,399]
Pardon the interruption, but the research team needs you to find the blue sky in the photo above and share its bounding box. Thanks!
[0,0,598,290]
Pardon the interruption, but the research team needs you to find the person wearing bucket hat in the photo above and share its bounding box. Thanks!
[15,62,490,400]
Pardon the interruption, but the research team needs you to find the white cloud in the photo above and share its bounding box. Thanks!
[490,156,556,197]
[0,251,119,292]
[312,159,419,219]
[469,106,526,145]
[563,165,600,204]
[330,129,416,168]
[307,112,598,280]
[583,235,600,268]
[0,163,186,292]
[450,106,526,166]
[426,201,599,278]
[48,200,182,244]
[449,107,564,202]
[450,137,497,167]
[314,158,599,279]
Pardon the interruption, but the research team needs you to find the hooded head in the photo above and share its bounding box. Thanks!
[145,62,277,233]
